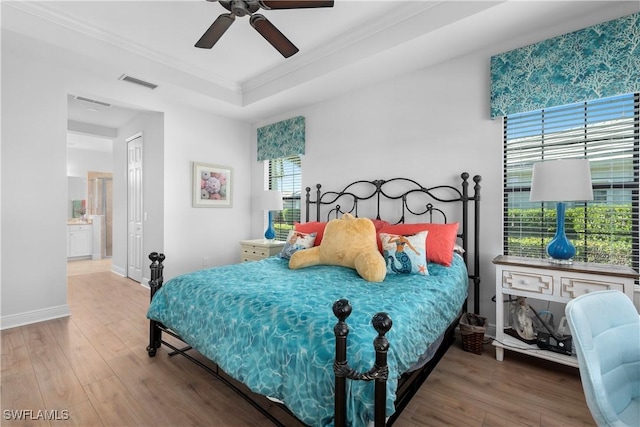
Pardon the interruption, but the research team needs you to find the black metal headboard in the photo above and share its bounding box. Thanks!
[304,173,482,314]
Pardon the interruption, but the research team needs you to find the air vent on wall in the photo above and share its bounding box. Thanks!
[74,96,111,107]
[118,74,158,90]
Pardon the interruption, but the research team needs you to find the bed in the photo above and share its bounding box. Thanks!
[146,173,482,426]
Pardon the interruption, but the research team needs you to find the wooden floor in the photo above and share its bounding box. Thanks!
[1,260,595,426]
[66,258,113,277]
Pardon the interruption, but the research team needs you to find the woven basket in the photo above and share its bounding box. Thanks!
[460,313,487,355]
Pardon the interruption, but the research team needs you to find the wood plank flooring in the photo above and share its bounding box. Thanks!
[1,260,595,426]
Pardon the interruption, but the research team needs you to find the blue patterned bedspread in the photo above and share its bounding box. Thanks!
[147,253,468,426]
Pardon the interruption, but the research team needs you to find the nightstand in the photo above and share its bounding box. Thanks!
[240,239,285,262]
[493,255,637,367]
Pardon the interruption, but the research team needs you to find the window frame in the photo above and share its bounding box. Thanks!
[502,93,639,270]
[266,155,302,241]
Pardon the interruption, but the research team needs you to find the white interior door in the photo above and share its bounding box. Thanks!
[127,133,143,282]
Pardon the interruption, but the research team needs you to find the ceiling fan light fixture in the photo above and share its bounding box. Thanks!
[197,0,333,57]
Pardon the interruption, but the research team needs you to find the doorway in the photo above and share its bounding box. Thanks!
[88,172,113,257]
[127,133,143,283]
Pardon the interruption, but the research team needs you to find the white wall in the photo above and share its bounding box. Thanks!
[1,29,252,328]
[2,33,71,327]
[162,105,252,279]
[67,146,113,177]
[250,52,504,323]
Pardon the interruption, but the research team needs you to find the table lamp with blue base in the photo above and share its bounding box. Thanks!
[262,190,283,241]
[530,159,593,264]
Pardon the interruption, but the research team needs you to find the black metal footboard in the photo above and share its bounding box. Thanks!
[332,299,392,427]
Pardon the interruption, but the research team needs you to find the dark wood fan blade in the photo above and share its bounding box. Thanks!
[195,13,235,49]
[259,0,334,10]
[250,14,299,58]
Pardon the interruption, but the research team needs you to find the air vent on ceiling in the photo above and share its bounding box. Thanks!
[118,74,158,90]
[74,96,111,107]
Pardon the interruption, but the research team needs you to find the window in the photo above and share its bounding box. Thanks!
[503,93,639,270]
[267,155,302,241]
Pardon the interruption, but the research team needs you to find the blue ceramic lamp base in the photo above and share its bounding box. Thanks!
[546,202,575,264]
[264,211,276,241]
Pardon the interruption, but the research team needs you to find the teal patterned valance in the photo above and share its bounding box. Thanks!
[490,12,640,118]
[257,116,305,161]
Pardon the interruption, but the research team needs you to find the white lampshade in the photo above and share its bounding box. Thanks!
[261,190,283,211]
[530,159,594,202]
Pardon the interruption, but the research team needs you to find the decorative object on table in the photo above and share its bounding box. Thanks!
[508,296,537,341]
[261,190,283,241]
[530,158,593,264]
[193,162,232,207]
[459,312,487,355]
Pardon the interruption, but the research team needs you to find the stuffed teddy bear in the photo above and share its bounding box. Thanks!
[289,213,387,282]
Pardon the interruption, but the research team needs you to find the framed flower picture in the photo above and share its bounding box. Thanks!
[193,162,232,208]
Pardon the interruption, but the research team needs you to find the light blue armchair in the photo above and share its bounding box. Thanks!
[565,290,640,426]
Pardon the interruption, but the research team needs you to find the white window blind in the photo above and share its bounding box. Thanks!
[503,93,639,269]
[266,155,302,241]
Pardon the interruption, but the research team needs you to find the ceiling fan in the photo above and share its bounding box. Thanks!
[195,0,334,58]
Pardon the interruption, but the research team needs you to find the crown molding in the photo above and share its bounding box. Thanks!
[4,1,242,93]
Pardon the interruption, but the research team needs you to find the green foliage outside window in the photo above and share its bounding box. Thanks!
[274,209,299,240]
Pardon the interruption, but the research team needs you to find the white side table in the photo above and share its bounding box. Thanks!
[493,255,637,367]
[240,239,285,262]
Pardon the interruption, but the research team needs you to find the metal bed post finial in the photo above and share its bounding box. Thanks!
[372,312,392,427]
[472,175,482,315]
[460,173,470,263]
[305,186,311,223]
[315,184,322,222]
[148,252,165,299]
[147,252,165,357]
[333,299,352,427]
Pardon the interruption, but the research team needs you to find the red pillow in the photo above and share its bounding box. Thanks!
[369,219,390,232]
[377,222,459,266]
[294,222,327,246]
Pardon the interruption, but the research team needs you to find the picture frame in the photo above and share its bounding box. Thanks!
[193,162,232,208]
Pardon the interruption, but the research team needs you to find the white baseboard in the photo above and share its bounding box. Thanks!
[1,304,71,330]
[111,265,126,277]
[109,266,148,287]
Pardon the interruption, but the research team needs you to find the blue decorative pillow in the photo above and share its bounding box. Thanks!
[380,231,428,275]
[280,230,317,260]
